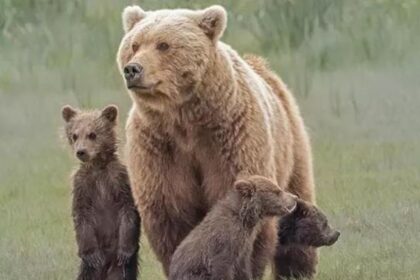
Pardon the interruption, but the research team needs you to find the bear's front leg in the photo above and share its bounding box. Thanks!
[117,197,141,267]
[74,221,105,273]
[77,261,103,280]
[142,205,197,275]
[126,126,203,276]
[72,187,105,273]
[249,219,278,279]
[74,222,104,280]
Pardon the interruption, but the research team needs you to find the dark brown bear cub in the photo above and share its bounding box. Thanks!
[278,199,340,247]
[62,105,140,280]
[169,175,297,280]
[275,199,340,279]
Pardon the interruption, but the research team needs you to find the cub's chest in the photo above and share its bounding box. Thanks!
[89,174,119,211]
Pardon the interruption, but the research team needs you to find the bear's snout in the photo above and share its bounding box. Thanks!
[76,149,89,162]
[326,230,340,246]
[124,63,144,87]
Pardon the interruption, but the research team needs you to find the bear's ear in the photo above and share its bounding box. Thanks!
[101,105,118,123]
[122,5,147,33]
[61,105,77,122]
[197,5,227,42]
[234,179,256,197]
[295,199,312,216]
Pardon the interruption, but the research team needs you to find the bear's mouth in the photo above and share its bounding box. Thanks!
[128,81,161,95]
[128,85,152,92]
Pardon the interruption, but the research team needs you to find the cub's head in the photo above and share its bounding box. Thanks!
[61,105,118,163]
[279,200,340,247]
[234,175,297,218]
[116,5,227,110]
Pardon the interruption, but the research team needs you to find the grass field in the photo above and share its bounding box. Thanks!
[1,1,420,279]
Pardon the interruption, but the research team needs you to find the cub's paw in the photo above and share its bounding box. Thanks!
[117,250,133,266]
[81,251,105,268]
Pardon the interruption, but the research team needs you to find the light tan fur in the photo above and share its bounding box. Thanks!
[243,54,315,203]
[117,5,316,279]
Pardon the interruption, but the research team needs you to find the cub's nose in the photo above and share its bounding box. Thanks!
[76,149,88,161]
[327,231,341,246]
[123,63,143,84]
[332,231,341,242]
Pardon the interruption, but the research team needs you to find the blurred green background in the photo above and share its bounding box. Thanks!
[1,0,420,279]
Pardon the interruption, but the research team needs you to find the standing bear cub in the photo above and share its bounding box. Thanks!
[62,105,141,280]
[169,176,298,280]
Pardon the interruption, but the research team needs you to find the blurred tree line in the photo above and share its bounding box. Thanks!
[1,0,419,98]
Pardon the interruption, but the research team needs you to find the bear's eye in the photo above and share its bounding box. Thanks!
[132,43,139,53]
[72,134,78,142]
[156,42,170,52]
[87,132,96,141]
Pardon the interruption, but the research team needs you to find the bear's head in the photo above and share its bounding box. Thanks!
[234,176,297,221]
[61,105,118,163]
[278,199,340,247]
[116,5,227,110]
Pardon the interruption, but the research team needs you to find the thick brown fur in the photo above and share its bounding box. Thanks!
[278,199,340,248]
[117,5,316,279]
[243,55,319,279]
[62,105,141,280]
[169,176,297,280]
[275,200,340,279]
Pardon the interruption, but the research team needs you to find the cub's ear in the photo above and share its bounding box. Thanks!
[234,179,256,197]
[101,105,118,123]
[122,5,147,33]
[295,199,312,216]
[61,105,77,122]
[197,5,227,42]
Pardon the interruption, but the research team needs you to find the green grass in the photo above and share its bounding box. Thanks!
[1,0,420,279]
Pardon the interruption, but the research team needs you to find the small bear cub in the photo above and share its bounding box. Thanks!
[169,175,297,280]
[62,105,140,280]
[278,199,340,247]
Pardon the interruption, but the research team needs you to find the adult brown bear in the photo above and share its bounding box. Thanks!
[117,5,317,279]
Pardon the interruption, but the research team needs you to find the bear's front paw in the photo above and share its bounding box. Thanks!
[81,251,105,268]
[117,250,133,266]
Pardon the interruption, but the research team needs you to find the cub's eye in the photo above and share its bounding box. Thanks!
[87,132,96,140]
[132,43,139,52]
[72,134,78,141]
[156,42,169,51]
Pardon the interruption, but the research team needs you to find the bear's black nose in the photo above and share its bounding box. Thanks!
[327,231,341,246]
[124,63,143,84]
[76,149,88,161]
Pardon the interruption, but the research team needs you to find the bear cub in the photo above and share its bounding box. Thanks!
[62,105,141,280]
[278,199,340,247]
[169,175,298,280]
